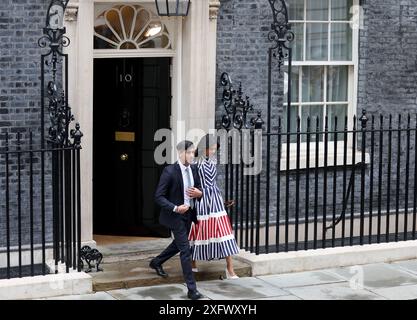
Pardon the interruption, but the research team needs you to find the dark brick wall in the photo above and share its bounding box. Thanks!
[216,0,276,127]
[215,0,417,232]
[0,0,53,248]
[0,0,49,133]
[357,0,417,114]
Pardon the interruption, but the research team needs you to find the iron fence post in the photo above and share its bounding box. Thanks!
[360,110,368,245]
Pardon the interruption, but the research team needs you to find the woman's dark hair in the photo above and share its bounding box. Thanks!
[195,134,220,158]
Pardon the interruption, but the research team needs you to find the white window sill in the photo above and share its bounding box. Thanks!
[279,148,370,171]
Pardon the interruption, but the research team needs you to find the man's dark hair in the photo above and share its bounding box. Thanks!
[176,140,194,152]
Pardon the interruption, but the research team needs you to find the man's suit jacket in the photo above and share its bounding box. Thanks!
[155,162,202,229]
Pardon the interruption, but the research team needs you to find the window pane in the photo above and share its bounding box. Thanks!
[284,66,299,103]
[331,23,352,60]
[301,105,324,142]
[306,23,328,61]
[307,0,328,21]
[289,0,304,20]
[302,66,324,103]
[282,105,298,140]
[331,0,353,21]
[121,5,135,38]
[132,10,151,40]
[106,10,124,40]
[137,21,162,43]
[327,104,347,141]
[292,23,304,61]
[140,34,170,49]
[327,66,348,102]
[95,15,119,47]
[94,36,117,49]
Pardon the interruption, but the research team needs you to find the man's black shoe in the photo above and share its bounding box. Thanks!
[187,290,203,300]
[149,260,168,278]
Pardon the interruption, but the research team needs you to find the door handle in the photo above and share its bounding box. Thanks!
[120,153,129,161]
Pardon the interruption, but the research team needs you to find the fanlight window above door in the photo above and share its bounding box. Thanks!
[94,5,172,50]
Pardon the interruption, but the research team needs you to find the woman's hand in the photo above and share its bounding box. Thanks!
[224,200,235,208]
[187,187,203,199]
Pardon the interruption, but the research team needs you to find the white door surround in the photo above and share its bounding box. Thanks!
[64,0,221,242]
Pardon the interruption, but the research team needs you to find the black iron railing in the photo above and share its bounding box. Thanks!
[0,1,86,280]
[0,131,82,279]
[223,110,417,255]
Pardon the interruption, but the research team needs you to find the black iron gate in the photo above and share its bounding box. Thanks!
[40,0,83,274]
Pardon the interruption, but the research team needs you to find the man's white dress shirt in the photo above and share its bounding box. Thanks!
[173,161,194,213]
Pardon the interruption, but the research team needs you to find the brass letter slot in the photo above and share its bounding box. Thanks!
[115,131,135,142]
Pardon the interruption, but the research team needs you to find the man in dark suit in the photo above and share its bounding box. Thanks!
[150,140,203,300]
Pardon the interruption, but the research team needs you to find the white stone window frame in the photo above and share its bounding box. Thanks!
[281,0,365,170]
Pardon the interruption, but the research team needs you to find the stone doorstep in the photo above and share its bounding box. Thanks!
[234,240,417,276]
[91,257,251,292]
[95,238,173,264]
[96,238,172,257]
[100,250,161,264]
[0,272,93,300]
[91,237,253,291]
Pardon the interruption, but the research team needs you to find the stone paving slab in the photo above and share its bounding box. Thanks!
[41,292,116,300]
[33,259,417,300]
[252,295,302,300]
[257,270,346,288]
[107,284,210,300]
[367,284,417,300]
[286,282,386,300]
[195,277,289,300]
[390,259,417,276]
[324,263,417,289]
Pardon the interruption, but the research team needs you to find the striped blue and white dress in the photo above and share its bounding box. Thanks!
[189,157,240,260]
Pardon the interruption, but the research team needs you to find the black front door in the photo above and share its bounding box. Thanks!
[93,57,171,237]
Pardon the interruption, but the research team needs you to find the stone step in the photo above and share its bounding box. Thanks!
[100,250,162,264]
[90,256,251,292]
[94,238,173,264]
[97,238,172,257]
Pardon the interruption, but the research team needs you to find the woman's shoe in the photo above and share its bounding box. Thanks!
[225,268,239,279]
[192,268,199,273]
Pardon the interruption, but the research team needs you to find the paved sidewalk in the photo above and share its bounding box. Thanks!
[40,259,417,300]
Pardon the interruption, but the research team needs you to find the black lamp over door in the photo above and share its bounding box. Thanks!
[155,0,191,17]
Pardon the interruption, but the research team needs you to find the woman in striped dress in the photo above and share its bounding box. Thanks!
[188,134,240,279]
